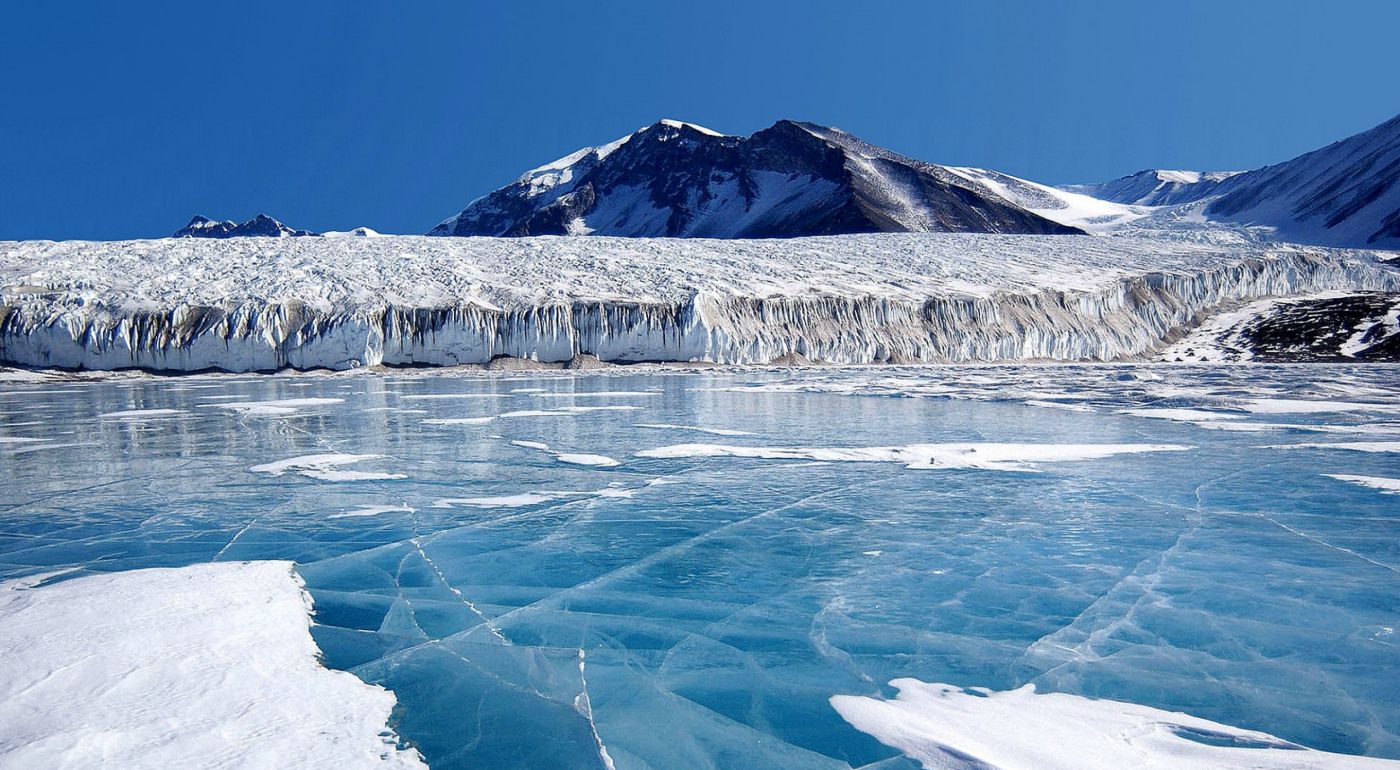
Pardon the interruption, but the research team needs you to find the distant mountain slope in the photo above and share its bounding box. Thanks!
[174,214,317,238]
[430,119,1083,238]
[1065,113,1400,249]
[946,167,1147,233]
[1204,113,1400,249]
[1061,170,1241,207]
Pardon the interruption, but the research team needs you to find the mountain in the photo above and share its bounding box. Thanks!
[944,167,1146,233]
[174,214,317,238]
[1203,113,1400,249]
[1060,170,1241,207]
[429,119,1083,238]
[1065,113,1400,249]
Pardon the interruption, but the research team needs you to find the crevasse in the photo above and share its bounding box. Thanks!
[2,249,1395,372]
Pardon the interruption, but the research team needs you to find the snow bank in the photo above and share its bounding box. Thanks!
[0,562,425,769]
[1,233,1396,372]
[831,679,1394,770]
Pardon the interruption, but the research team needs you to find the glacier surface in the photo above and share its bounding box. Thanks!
[2,232,1396,372]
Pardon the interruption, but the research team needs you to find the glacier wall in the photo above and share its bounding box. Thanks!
[2,249,1397,372]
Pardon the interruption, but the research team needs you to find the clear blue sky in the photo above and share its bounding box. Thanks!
[2,0,1396,240]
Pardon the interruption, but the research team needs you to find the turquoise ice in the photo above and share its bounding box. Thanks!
[1,365,1397,768]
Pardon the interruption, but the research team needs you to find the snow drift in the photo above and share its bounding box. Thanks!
[1,232,1396,372]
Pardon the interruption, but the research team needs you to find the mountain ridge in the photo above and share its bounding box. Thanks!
[429,119,1084,239]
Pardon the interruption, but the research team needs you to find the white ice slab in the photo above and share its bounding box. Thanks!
[831,679,1394,770]
[0,562,425,769]
[206,397,344,416]
[1325,474,1400,495]
[636,442,1191,472]
[249,453,405,481]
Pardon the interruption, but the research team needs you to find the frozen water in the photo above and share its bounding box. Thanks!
[1,365,1398,769]
[0,562,426,769]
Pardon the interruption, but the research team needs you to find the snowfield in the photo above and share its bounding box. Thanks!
[1,232,1396,372]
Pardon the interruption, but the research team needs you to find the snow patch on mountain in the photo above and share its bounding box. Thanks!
[948,167,1149,232]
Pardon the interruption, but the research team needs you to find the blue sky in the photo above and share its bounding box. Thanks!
[2,0,1396,240]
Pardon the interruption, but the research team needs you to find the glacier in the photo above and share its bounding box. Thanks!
[1,232,1397,372]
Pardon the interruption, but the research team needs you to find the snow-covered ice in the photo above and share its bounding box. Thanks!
[1268,441,1400,454]
[1326,474,1400,495]
[0,562,425,769]
[636,441,1191,472]
[831,679,1395,770]
[249,453,406,481]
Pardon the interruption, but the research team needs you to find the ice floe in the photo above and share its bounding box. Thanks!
[1267,441,1400,454]
[512,439,621,467]
[249,453,406,481]
[553,452,621,467]
[1325,475,1400,495]
[831,679,1393,770]
[0,562,425,769]
[328,504,417,519]
[1023,400,1095,412]
[206,397,344,416]
[1240,399,1394,414]
[431,493,561,508]
[423,416,496,425]
[636,422,757,436]
[636,442,1191,472]
[98,408,186,419]
[1120,407,1242,421]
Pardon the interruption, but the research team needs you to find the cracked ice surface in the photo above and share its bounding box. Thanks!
[0,365,1398,769]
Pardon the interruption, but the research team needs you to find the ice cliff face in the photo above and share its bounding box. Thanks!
[430,120,1083,238]
[2,233,1396,372]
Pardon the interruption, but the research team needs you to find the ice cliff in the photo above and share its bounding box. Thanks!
[1,233,1396,372]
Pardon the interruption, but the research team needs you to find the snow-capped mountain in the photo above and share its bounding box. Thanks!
[174,214,317,238]
[1066,112,1400,249]
[1060,170,1242,207]
[430,119,1083,238]
[1203,113,1400,249]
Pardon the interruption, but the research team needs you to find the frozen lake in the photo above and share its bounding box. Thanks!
[2,365,1398,768]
